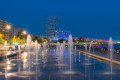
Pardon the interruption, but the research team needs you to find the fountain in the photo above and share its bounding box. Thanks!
[4,41,8,58]
[4,41,7,51]
[55,43,62,59]
[81,42,96,66]
[14,35,40,77]
[89,41,93,53]
[56,42,61,57]
[63,41,66,50]
[18,45,21,51]
[84,42,91,61]
[31,41,34,48]
[55,41,68,67]
[47,41,61,63]
[35,40,38,59]
[109,38,113,74]
[60,43,64,55]
[61,34,82,75]
[68,34,73,72]
[32,40,44,66]
[103,37,120,75]
[14,45,22,61]
[83,43,89,60]
[42,42,48,58]
[74,45,77,55]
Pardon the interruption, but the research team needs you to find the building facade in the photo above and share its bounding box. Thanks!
[0,19,24,39]
[0,19,13,39]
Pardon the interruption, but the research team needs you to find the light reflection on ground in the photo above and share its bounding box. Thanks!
[0,48,120,80]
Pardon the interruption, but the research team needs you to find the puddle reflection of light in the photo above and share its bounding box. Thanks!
[6,73,15,77]
[23,58,26,63]
[7,60,11,65]
[23,62,27,69]
[6,52,11,55]
[23,52,28,57]
[6,65,12,70]
[22,52,28,69]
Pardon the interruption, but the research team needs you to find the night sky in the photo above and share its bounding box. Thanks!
[0,0,120,40]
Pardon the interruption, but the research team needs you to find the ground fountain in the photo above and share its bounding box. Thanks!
[89,41,93,53]
[42,42,48,59]
[13,44,23,61]
[83,43,89,61]
[55,41,68,67]
[62,41,66,51]
[55,42,64,59]
[32,40,44,66]
[56,42,60,56]
[81,42,96,66]
[4,41,8,58]
[60,43,64,55]
[4,41,7,52]
[74,45,77,55]
[14,35,41,77]
[1,35,120,79]
[103,37,120,76]
[61,34,82,75]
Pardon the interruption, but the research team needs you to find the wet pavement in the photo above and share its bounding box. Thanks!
[77,47,120,62]
[0,48,120,80]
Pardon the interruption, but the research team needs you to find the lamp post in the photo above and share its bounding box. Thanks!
[23,31,27,35]
[22,31,27,40]
[6,25,11,43]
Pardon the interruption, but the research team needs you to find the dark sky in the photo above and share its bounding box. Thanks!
[0,0,120,40]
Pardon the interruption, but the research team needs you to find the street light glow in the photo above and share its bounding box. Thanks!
[23,31,27,35]
[6,25,11,30]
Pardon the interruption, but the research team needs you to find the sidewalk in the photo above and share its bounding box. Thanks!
[77,47,120,62]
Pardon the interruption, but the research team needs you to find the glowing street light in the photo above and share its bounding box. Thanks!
[23,31,27,35]
[6,25,11,30]
[6,25,11,43]
[22,31,27,39]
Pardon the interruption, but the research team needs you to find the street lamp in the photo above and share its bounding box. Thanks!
[6,25,11,30]
[6,25,11,43]
[23,31,27,35]
[22,31,27,40]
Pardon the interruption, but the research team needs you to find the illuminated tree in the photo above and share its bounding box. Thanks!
[0,37,5,44]
[42,38,47,42]
[0,32,6,44]
[10,36,26,44]
[10,36,17,42]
